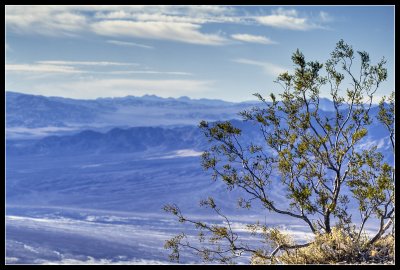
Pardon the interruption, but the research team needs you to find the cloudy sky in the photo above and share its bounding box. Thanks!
[5,5,394,102]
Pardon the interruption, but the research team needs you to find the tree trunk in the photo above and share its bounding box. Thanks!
[324,211,331,233]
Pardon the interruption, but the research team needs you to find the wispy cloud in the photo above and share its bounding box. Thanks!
[255,8,325,31]
[106,40,153,49]
[233,58,287,77]
[6,63,82,74]
[93,5,238,24]
[231,33,277,44]
[5,6,232,45]
[36,60,139,66]
[107,70,192,76]
[6,6,88,36]
[91,20,228,45]
[6,6,332,43]
[6,61,191,77]
[5,42,11,52]
[319,11,333,23]
[6,60,138,75]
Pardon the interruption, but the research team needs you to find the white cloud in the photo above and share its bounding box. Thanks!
[6,61,137,75]
[6,6,331,43]
[6,64,82,74]
[233,58,287,77]
[6,61,191,77]
[106,40,153,49]
[272,8,299,17]
[96,12,208,24]
[256,15,311,31]
[6,6,88,36]
[5,5,235,44]
[231,33,277,44]
[255,8,325,31]
[31,78,214,99]
[160,149,204,159]
[91,20,228,45]
[36,60,138,66]
[93,5,237,24]
[319,11,333,22]
[184,5,234,15]
[94,10,134,19]
[107,70,192,76]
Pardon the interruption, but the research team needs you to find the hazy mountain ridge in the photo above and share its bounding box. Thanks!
[6,92,261,130]
[6,92,100,128]
[7,114,392,163]
[7,126,204,156]
[6,92,346,133]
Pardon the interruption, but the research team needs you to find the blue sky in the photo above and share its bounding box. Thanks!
[5,5,394,102]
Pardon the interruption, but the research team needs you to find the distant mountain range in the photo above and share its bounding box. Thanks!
[6,91,387,140]
[6,92,261,131]
[6,92,342,132]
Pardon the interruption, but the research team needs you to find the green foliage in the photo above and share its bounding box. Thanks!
[351,128,368,142]
[164,40,394,264]
[377,92,395,148]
